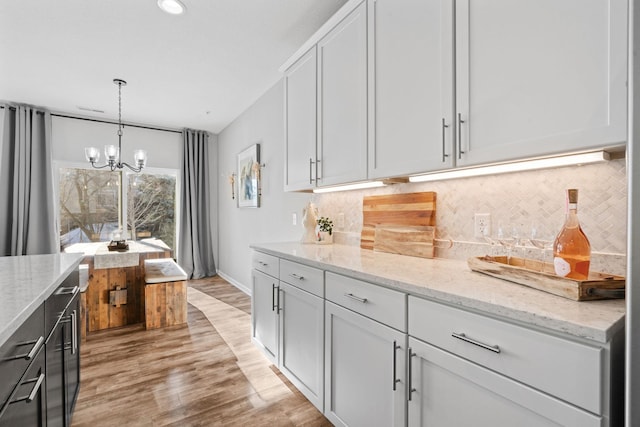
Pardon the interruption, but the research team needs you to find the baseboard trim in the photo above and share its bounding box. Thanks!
[216,270,251,296]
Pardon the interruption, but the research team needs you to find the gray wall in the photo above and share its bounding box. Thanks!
[216,80,310,293]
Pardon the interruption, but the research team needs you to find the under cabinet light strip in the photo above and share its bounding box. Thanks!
[312,181,386,194]
[408,151,610,183]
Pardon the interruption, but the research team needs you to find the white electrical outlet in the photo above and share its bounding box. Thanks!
[292,213,297,226]
[474,213,491,238]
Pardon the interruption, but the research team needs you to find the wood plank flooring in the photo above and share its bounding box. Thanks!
[71,276,332,427]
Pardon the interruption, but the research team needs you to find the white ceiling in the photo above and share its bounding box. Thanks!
[0,0,348,133]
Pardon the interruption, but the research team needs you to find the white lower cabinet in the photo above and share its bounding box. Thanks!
[252,251,622,426]
[408,295,615,427]
[278,281,324,411]
[407,337,601,427]
[324,301,406,427]
[251,269,279,363]
[252,255,325,412]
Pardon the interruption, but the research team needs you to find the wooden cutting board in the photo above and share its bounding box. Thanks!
[361,192,436,250]
[373,225,435,258]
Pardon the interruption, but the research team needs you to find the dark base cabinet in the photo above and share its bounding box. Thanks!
[46,271,81,427]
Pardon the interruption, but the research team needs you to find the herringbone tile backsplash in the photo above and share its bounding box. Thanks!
[312,158,627,275]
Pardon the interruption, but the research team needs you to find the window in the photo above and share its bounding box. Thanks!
[126,172,176,249]
[59,167,177,252]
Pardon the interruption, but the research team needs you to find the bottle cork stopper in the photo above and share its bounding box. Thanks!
[567,189,578,204]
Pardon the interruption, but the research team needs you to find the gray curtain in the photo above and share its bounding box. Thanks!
[178,129,216,279]
[0,105,57,256]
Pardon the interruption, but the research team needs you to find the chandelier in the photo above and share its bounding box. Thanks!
[84,79,147,172]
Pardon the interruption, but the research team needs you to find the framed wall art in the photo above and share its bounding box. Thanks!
[237,143,260,208]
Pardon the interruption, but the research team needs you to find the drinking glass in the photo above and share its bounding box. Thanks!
[529,223,554,271]
[497,223,519,264]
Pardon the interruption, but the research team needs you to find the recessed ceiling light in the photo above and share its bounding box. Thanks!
[157,0,186,15]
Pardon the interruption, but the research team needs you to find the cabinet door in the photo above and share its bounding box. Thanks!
[369,0,454,178]
[278,282,324,411]
[407,337,601,427]
[46,320,65,427]
[318,1,368,187]
[0,347,46,427]
[64,294,81,423]
[251,270,279,363]
[455,0,627,166]
[325,301,405,427]
[284,47,317,191]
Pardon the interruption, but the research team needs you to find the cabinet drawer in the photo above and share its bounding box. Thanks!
[326,272,405,332]
[279,259,324,297]
[0,304,45,410]
[408,296,603,414]
[252,252,279,278]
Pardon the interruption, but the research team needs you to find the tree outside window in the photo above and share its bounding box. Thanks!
[59,168,176,251]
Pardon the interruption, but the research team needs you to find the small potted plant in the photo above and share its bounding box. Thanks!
[316,216,334,244]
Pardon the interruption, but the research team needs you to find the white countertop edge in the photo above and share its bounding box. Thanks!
[0,253,84,346]
[251,243,625,344]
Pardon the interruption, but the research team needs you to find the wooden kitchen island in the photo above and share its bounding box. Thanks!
[65,239,173,333]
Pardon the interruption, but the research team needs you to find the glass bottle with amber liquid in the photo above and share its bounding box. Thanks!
[553,189,591,280]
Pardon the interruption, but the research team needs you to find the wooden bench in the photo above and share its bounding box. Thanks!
[144,258,188,330]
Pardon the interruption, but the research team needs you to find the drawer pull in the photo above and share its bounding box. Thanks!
[10,373,45,404]
[452,332,501,354]
[257,261,268,266]
[6,336,45,361]
[55,285,79,296]
[344,293,368,304]
[290,273,305,281]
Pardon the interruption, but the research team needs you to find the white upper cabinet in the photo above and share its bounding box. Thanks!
[282,0,627,188]
[455,0,628,166]
[369,0,454,178]
[284,47,317,191]
[317,1,368,187]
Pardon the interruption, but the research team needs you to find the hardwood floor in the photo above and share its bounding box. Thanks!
[71,276,332,427]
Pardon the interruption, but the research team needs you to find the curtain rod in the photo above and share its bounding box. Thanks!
[51,112,183,134]
[1,105,182,134]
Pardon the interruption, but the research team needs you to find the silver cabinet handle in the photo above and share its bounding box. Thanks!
[272,283,277,312]
[56,285,79,296]
[289,273,305,281]
[457,113,465,159]
[452,332,500,354]
[344,293,368,303]
[392,341,401,391]
[309,158,315,184]
[316,159,321,181]
[10,373,45,404]
[441,118,450,162]
[407,348,416,401]
[71,309,78,355]
[7,336,45,361]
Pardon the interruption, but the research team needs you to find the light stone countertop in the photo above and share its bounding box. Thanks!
[0,253,84,346]
[251,242,625,343]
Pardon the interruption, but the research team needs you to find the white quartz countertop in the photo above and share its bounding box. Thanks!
[251,242,625,343]
[0,253,84,346]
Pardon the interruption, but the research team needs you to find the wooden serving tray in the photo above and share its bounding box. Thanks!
[467,256,625,301]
